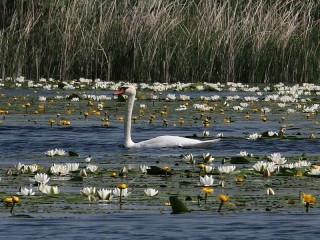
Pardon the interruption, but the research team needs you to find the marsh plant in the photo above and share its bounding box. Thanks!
[0,0,319,83]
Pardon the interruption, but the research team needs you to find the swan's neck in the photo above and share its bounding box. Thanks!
[124,94,135,147]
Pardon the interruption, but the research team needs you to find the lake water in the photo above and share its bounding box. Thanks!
[1,88,320,239]
[1,211,319,239]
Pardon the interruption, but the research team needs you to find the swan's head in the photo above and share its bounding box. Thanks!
[114,85,136,97]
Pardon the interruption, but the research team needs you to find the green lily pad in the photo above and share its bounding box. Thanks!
[169,196,190,214]
[230,156,250,164]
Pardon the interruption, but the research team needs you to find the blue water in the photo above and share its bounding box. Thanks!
[1,211,319,239]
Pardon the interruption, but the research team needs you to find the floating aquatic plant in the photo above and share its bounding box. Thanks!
[218,194,229,212]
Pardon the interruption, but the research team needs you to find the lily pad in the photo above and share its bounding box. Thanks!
[169,196,190,214]
[68,151,80,157]
[230,156,250,164]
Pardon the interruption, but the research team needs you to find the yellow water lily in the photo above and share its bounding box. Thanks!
[303,193,316,212]
[218,194,230,212]
[202,187,213,204]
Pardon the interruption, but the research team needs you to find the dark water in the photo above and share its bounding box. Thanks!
[1,123,319,165]
[1,211,319,239]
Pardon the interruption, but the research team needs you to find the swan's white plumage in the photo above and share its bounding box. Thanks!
[114,85,220,149]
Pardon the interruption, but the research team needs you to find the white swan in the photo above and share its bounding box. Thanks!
[114,85,220,148]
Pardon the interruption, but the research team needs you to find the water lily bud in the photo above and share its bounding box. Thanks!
[120,166,128,174]
[79,169,87,177]
[267,188,275,195]
[117,183,127,189]
[263,168,271,177]
[12,195,20,203]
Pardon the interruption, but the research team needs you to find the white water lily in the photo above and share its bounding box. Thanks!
[216,133,224,138]
[50,164,69,176]
[238,151,249,157]
[247,133,261,140]
[268,153,287,165]
[218,165,236,174]
[113,187,131,197]
[202,131,209,137]
[20,187,35,196]
[65,163,79,172]
[27,165,38,174]
[79,169,88,177]
[144,188,158,197]
[85,155,92,163]
[45,148,67,157]
[203,153,214,164]
[252,161,277,173]
[268,131,278,137]
[97,189,113,201]
[34,173,50,185]
[283,161,311,169]
[308,168,320,176]
[183,154,195,164]
[139,165,150,173]
[86,164,98,173]
[120,166,128,174]
[204,165,214,174]
[81,187,96,197]
[16,162,26,172]
[38,184,50,194]
[200,175,214,186]
[41,185,60,195]
[266,188,275,195]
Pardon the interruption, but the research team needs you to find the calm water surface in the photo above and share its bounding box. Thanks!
[1,211,319,239]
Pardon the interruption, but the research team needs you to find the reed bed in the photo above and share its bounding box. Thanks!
[0,0,319,83]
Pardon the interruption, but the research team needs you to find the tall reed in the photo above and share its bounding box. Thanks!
[0,0,319,83]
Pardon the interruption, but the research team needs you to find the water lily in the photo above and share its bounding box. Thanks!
[34,173,50,185]
[183,154,195,165]
[202,187,213,204]
[238,151,251,157]
[247,133,261,140]
[266,188,275,195]
[16,162,26,173]
[86,164,98,173]
[218,165,236,174]
[303,193,316,212]
[218,194,230,212]
[19,187,35,196]
[139,165,149,174]
[252,161,276,174]
[200,175,214,186]
[4,195,20,213]
[81,187,96,197]
[85,155,92,163]
[162,166,170,179]
[268,153,287,165]
[27,165,38,174]
[97,189,113,201]
[113,185,131,203]
[45,148,67,157]
[204,165,214,174]
[50,164,69,176]
[79,169,88,177]
[120,166,128,174]
[203,153,214,164]
[144,188,158,197]
[40,185,60,195]
[202,131,209,137]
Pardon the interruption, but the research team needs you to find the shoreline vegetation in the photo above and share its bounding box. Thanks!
[0,0,319,83]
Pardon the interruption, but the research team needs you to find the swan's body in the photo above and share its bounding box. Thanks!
[114,86,220,149]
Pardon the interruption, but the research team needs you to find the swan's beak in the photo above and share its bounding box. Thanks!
[114,88,126,95]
